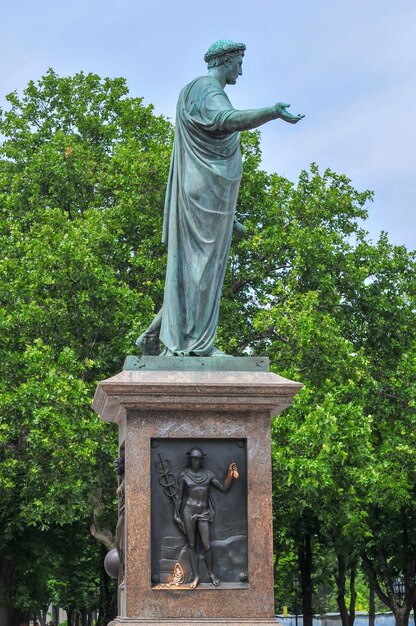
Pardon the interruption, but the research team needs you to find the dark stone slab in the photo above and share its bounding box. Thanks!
[123,355,269,372]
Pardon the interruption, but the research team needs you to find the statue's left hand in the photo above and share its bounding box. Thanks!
[275,102,305,124]
[233,220,247,239]
[174,512,186,534]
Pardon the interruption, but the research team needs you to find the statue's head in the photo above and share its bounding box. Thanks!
[204,39,246,70]
[186,447,206,469]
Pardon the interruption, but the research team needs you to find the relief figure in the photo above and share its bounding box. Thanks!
[173,447,238,588]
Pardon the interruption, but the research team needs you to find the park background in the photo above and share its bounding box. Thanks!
[1,2,416,626]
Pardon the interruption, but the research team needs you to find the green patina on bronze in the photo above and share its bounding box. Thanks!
[136,40,304,358]
[124,355,270,372]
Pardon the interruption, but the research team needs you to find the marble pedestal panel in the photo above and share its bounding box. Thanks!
[93,357,302,626]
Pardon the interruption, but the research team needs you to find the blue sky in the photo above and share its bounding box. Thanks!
[1,0,415,249]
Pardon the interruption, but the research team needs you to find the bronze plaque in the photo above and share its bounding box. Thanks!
[151,438,248,589]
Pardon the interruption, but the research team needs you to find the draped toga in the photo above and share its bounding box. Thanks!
[160,76,242,356]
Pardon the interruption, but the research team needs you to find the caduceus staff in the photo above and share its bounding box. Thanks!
[157,453,185,534]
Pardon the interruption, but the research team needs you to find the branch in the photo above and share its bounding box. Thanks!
[253,327,289,343]
[231,278,251,294]
[383,393,416,414]
[90,487,115,550]
[361,553,392,610]
[380,549,396,609]
[90,523,115,551]
[230,264,291,294]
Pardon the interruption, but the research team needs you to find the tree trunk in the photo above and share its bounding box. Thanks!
[66,609,73,626]
[362,552,415,626]
[348,564,357,626]
[369,580,375,626]
[8,609,24,626]
[97,546,116,626]
[51,606,59,626]
[335,554,349,626]
[298,532,313,626]
[395,606,411,626]
[273,553,279,583]
[0,559,26,626]
[334,555,357,626]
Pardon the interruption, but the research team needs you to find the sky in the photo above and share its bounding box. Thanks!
[1,0,415,250]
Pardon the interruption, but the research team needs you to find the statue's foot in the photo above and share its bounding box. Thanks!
[136,332,161,356]
[208,571,220,586]
[159,348,176,356]
[189,577,199,589]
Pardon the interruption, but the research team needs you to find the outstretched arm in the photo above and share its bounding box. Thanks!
[221,102,304,132]
[211,463,238,493]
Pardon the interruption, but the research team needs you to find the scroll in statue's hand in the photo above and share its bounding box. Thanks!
[275,102,305,124]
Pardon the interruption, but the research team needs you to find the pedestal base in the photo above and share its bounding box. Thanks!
[108,617,278,626]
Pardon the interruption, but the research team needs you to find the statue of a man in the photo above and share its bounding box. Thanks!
[137,40,304,357]
[174,447,238,588]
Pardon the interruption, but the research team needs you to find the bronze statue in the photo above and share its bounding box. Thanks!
[174,447,238,588]
[137,39,304,357]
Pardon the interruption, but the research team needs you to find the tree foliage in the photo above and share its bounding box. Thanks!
[0,69,172,624]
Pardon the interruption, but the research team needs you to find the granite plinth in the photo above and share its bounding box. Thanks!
[93,359,302,625]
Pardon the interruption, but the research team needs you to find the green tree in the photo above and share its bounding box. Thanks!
[351,238,416,626]
[0,69,172,625]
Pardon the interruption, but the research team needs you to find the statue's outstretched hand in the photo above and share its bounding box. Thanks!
[275,102,305,124]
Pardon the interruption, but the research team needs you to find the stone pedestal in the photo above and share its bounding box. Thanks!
[93,357,302,626]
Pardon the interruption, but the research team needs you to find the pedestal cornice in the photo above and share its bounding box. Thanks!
[93,368,303,423]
